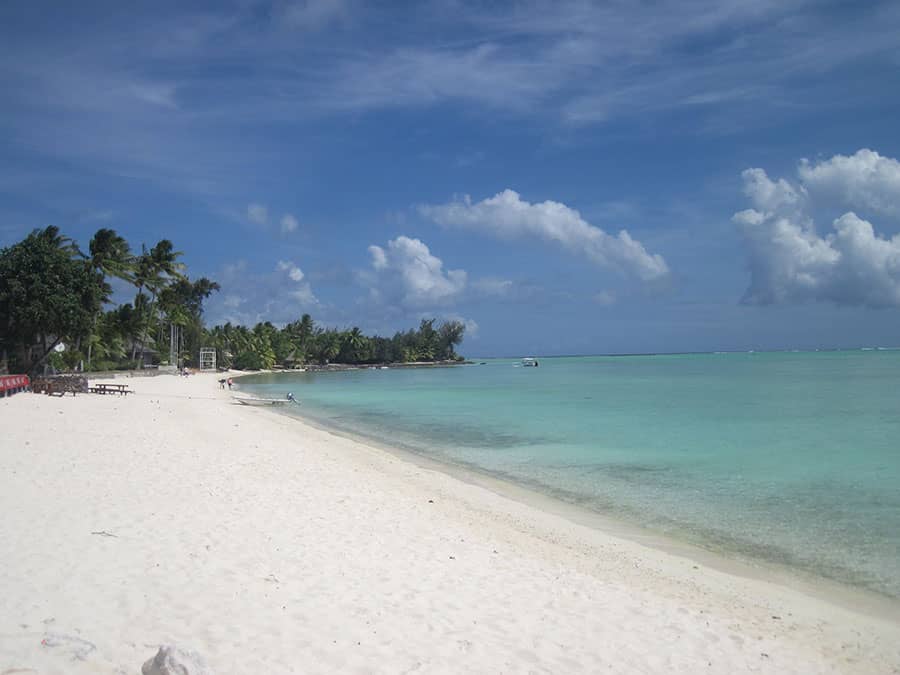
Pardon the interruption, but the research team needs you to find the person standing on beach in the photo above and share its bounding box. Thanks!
[227,378,233,389]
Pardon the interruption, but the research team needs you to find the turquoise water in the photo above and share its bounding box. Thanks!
[239,351,900,598]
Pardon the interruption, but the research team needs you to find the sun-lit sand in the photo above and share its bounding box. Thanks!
[1,371,898,674]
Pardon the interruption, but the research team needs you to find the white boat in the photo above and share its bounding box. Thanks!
[521,357,539,367]
[232,394,296,407]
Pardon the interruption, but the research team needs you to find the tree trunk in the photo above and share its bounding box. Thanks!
[30,335,62,377]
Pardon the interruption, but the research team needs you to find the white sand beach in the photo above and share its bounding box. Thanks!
[1,372,898,674]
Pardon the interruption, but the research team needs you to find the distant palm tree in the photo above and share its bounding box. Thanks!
[344,326,369,362]
[319,331,341,364]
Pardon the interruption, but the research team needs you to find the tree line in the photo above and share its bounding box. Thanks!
[0,226,466,375]
[208,316,466,370]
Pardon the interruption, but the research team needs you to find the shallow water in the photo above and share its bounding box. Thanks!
[239,351,900,598]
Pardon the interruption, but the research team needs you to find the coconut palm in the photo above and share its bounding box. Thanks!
[84,229,133,368]
[341,326,370,363]
[132,240,185,364]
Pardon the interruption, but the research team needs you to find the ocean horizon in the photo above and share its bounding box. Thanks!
[239,350,900,600]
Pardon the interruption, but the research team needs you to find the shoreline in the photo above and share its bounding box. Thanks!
[2,371,898,673]
[234,371,900,619]
[260,386,900,623]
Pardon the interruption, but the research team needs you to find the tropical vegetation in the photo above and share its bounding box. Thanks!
[0,226,466,375]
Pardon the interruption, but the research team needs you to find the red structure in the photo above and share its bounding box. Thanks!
[0,374,30,397]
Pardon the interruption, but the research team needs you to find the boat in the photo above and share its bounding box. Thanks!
[521,357,539,367]
[232,394,297,407]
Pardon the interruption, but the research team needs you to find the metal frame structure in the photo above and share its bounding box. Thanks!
[169,324,182,367]
[199,347,216,371]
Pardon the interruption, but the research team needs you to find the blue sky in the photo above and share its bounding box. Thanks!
[2,0,900,356]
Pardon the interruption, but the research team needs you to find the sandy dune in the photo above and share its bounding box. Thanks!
[1,372,898,674]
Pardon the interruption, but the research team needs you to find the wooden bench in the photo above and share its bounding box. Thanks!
[89,383,132,395]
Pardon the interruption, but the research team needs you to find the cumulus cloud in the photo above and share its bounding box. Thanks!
[206,258,317,325]
[280,213,299,233]
[419,189,669,282]
[733,151,900,307]
[799,149,900,216]
[741,168,805,213]
[247,203,268,225]
[276,260,305,282]
[365,236,467,308]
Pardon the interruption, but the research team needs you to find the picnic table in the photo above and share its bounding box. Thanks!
[88,383,132,395]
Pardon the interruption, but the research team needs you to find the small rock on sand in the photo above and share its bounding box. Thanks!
[142,645,212,675]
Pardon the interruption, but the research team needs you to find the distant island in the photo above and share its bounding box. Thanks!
[0,226,465,376]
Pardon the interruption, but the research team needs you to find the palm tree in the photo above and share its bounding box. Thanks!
[342,326,369,363]
[88,229,134,284]
[132,240,185,364]
[317,330,341,364]
[85,229,133,369]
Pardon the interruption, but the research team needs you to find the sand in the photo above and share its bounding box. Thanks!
[1,371,898,674]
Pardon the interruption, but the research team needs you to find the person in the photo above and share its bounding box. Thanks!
[286,392,294,402]
[218,378,226,389]
[227,378,233,389]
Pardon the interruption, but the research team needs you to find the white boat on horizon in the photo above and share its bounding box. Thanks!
[521,357,540,367]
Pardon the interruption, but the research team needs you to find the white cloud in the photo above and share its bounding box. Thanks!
[289,284,317,304]
[368,244,388,270]
[799,149,900,217]
[205,258,318,325]
[733,154,900,307]
[741,168,804,213]
[247,203,268,225]
[366,236,467,308]
[276,260,305,282]
[420,189,669,282]
[5,0,897,205]
[280,213,299,233]
[472,277,514,297]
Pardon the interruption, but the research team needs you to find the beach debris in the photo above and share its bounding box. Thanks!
[142,645,212,675]
[91,530,117,538]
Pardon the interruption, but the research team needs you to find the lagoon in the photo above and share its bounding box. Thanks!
[240,350,900,599]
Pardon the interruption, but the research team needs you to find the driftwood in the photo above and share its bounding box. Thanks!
[31,375,88,397]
